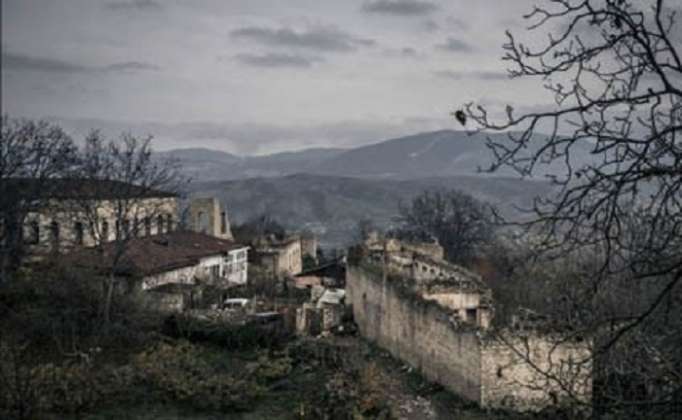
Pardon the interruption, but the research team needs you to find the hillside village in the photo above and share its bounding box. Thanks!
[1,170,594,418]
[3,0,682,418]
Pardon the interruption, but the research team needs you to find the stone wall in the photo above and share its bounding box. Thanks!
[347,262,592,411]
[480,334,592,411]
[23,196,178,257]
[347,264,483,402]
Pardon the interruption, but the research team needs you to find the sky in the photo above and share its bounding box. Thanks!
[1,0,551,154]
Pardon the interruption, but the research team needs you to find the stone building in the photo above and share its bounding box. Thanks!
[293,258,346,289]
[70,230,249,310]
[2,178,178,259]
[251,235,302,278]
[346,240,592,411]
[4,178,249,310]
[71,230,247,289]
[300,233,318,260]
[187,197,233,241]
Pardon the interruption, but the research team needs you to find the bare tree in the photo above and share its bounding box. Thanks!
[462,0,682,415]
[0,116,78,282]
[69,132,185,325]
[394,189,494,265]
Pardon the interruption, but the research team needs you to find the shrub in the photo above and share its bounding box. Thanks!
[133,341,264,412]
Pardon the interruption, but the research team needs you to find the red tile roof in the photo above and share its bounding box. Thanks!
[68,230,246,276]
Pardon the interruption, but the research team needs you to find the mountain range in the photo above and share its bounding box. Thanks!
[190,173,552,249]
[162,129,592,181]
[172,129,576,247]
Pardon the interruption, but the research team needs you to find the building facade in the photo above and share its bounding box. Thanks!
[346,239,592,411]
[187,197,233,241]
[252,235,302,278]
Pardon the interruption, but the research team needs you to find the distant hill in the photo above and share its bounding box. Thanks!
[189,174,552,249]
[310,130,493,179]
[163,130,594,181]
[157,147,345,181]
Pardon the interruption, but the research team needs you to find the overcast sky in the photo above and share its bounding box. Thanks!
[1,0,550,154]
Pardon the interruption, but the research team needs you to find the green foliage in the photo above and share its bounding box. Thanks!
[133,341,264,412]
[249,351,293,383]
[0,340,134,419]
[163,314,289,350]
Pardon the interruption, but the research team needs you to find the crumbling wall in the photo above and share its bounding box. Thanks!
[347,263,591,411]
[480,334,592,411]
[188,197,233,240]
[347,264,483,402]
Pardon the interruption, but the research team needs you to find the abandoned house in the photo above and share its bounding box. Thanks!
[251,234,303,278]
[293,258,346,289]
[296,286,346,336]
[187,197,234,241]
[69,230,249,310]
[346,239,592,411]
[1,178,178,259]
[2,178,250,310]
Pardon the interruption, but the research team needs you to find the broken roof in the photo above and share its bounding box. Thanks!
[317,288,346,306]
[295,259,345,279]
[69,230,246,276]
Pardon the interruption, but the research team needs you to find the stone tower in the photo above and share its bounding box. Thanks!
[188,197,233,240]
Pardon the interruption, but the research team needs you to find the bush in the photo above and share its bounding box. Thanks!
[133,341,264,412]
[0,340,134,419]
[163,314,289,350]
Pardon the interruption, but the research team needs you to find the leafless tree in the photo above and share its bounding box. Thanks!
[0,116,78,282]
[462,0,682,415]
[395,189,494,265]
[69,131,185,325]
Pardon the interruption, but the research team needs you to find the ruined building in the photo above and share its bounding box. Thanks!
[3,178,249,309]
[346,239,592,411]
[251,234,303,278]
[1,178,178,257]
[188,197,234,241]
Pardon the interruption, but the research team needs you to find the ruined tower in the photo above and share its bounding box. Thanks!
[188,197,233,240]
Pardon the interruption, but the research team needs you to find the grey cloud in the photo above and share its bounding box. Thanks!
[1,52,160,74]
[2,52,91,74]
[436,37,473,53]
[421,19,440,32]
[230,25,375,52]
[382,46,419,58]
[434,70,509,80]
[105,0,162,11]
[445,17,469,31]
[362,1,438,16]
[234,53,323,68]
[104,61,161,72]
[401,47,417,57]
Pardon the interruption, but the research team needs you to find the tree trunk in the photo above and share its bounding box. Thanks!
[103,272,116,326]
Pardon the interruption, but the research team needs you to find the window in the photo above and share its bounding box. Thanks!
[74,222,84,245]
[210,265,220,279]
[220,211,227,234]
[49,221,60,249]
[466,308,477,324]
[166,214,173,232]
[144,217,151,236]
[101,220,109,242]
[27,221,40,245]
[197,211,206,233]
[122,219,131,237]
[157,214,164,234]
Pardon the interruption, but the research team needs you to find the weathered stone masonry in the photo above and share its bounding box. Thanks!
[346,258,592,411]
